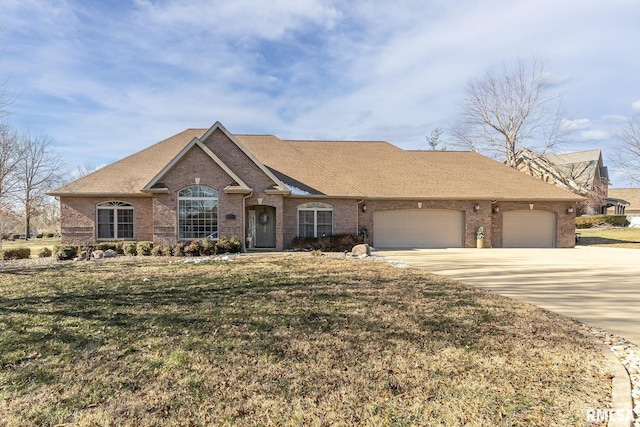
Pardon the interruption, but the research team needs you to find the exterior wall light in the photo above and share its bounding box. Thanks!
[473,204,480,211]
[361,204,367,212]
[567,207,574,214]
[492,206,499,213]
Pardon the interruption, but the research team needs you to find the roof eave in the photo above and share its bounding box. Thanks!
[48,192,153,198]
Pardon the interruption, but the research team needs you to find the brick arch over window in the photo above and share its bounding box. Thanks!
[178,185,219,240]
[97,201,134,239]
[297,202,333,238]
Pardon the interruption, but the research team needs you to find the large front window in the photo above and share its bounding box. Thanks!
[298,202,333,238]
[97,201,134,239]
[178,185,218,240]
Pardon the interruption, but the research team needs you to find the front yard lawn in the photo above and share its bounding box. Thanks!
[0,255,610,426]
[577,226,640,248]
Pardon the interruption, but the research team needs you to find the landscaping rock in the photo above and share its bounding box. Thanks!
[92,250,104,259]
[352,244,370,257]
[104,249,117,258]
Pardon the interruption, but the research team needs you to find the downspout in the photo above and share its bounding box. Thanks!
[356,199,366,236]
[242,191,253,253]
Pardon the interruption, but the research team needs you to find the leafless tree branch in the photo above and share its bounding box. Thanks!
[451,58,567,167]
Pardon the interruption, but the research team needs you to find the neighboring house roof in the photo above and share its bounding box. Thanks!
[515,147,608,196]
[608,188,640,213]
[50,123,581,201]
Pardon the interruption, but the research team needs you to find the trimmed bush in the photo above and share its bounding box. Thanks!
[2,247,31,260]
[96,242,118,252]
[172,242,187,257]
[122,242,137,256]
[576,214,628,229]
[291,234,361,252]
[184,240,203,257]
[38,247,53,258]
[215,236,242,254]
[136,241,154,256]
[151,245,169,256]
[201,238,216,256]
[12,234,20,240]
[54,245,78,261]
[46,233,55,238]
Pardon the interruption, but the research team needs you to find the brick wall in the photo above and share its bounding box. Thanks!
[357,200,490,248]
[282,198,359,248]
[490,201,576,248]
[356,200,576,248]
[59,196,153,245]
[151,145,256,246]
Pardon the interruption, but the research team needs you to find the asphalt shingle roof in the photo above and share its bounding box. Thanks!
[50,127,581,201]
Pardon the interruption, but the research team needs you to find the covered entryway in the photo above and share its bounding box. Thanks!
[373,209,464,248]
[247,205,276,248]
[503,210,556,248]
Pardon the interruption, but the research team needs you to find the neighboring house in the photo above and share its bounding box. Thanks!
[514,148,627,214]
[49,121,582,249]
[607,189,640,225]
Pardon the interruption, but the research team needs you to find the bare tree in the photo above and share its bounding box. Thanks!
[451,58,566,167]
[426,128,444,150]
[0,123,21,204]
[15,134,65,240]
[615,115,640,185]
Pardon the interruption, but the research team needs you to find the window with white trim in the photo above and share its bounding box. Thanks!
[298,202,333,238]
[178,185,218,240]
[97,201,134,239]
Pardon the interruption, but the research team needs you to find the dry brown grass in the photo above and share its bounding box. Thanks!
[577,226,640,248]
[0,255,610,426]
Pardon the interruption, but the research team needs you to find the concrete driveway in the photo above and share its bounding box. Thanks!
[378,247,640,345]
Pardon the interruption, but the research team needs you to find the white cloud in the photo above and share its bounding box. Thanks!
[632,100,640,112]
[3,0,640,172]
[560,119,592,131]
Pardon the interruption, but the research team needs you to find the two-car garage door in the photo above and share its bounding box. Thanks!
[373,209,464,248]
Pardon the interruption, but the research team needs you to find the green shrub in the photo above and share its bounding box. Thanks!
[215,236,242,254]
[114,241,125,255]
[136,241,153,256]
[172,242,187,257]
[291,234,360,252]
[36,234,43,239]
[2,247,31,260]
[46,233,55,238]
[122,242,137,256]
[201,238,216,256]
[184,240,203,257]
[54,245,78,261]
[576,214,628,229]
[12,234,20,240]
[151,245,168,256]
[38,247,53,258]
[96,242,118,252]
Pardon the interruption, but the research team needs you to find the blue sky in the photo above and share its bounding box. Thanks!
[2,0,640,184]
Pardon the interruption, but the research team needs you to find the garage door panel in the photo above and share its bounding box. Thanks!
[374,209,464,248]
[503,210,556,248]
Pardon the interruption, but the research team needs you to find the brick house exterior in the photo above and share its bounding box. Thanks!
[50,121,582,249]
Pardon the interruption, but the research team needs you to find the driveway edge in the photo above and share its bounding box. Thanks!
[578,329,634,426]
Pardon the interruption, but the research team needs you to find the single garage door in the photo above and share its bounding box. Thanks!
[503,210,556,248]
[373,209,464,248]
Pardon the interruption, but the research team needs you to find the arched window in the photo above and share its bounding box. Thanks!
[298,202,333,238]
[178,185,218,240]
[97,201,134,239]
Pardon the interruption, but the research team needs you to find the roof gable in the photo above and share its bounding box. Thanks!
[143,137,250,192]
